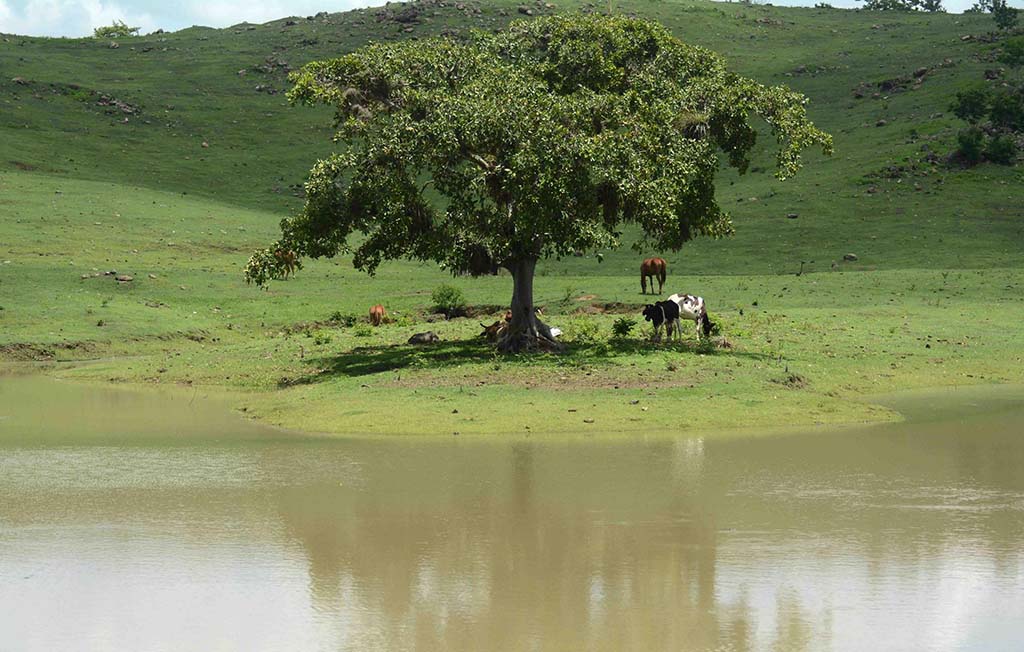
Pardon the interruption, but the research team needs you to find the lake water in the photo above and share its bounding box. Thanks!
[1,376,1022,651]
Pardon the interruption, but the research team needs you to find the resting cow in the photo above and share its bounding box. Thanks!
[408,331,440,345]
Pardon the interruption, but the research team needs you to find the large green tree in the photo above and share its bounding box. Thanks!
[246,15,832,351]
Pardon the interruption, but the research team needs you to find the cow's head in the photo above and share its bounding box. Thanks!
[642,304,657,323]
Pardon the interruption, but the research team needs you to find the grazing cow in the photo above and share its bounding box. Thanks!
[408,331,440,345]
[369,304,386,326]
[480,321,507,343]
[667,293,716,340]
[640,258,667,295]
[642,300,682,342]
[274,248,298,278]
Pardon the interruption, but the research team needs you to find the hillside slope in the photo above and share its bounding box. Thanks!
[2,0,1021,276]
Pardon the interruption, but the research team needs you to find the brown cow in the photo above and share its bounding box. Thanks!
[274,248,297,278]
[640,257,667,295]
[369,304,386,326]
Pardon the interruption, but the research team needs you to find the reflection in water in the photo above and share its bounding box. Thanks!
[1,377,1023,651]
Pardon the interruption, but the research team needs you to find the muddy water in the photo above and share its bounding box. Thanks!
[1,377,1022,652]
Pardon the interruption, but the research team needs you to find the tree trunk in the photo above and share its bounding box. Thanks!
[497,257,561,353]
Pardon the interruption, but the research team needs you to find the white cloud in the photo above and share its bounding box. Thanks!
[0,0,369,36]
[0,0,158,37]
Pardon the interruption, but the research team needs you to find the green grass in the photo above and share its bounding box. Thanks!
[2,0,1023,435]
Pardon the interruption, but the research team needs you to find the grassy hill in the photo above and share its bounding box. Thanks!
[1,0,1022,435]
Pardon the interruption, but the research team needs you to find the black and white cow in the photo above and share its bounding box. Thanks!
[642,300,682,342]
[667,293,715,340]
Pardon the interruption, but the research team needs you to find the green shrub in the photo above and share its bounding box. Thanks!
[951,87,989,124]
[985,134,1018,164]
[329,311,358,327]
[431,284,466,318]
[989,89,1024,131]
[313,332,332,346]
[565,316,601,343]
[352,324,373,337]
[612,316,636,338]
[956,127,985,165]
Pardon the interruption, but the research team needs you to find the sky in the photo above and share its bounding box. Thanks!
[0,0,1021,37]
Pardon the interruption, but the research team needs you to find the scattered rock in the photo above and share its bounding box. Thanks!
[583,418,595,423]
[115,275,133,282]
[843,253,858,262]
[786,212,799,219]
[518,6,533,14]
[913,67,929,78]
[875,119,888,127]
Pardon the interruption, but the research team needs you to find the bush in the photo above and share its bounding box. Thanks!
[431,284,466,318]
[989,89,1024,131]
[956,127,986,165]
[951,87,989,124]
[93,20,139,38]
[329,311,358,327]
[352,324,373,337]
[611,316,636,338]
[565,316,601,343]
[313,332,332,346]
[985,134,1018,164]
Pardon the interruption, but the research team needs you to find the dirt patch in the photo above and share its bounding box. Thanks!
[0,340,97,361]
[772,373,809,389]
[10,161,37,171]
[381,366,702,391]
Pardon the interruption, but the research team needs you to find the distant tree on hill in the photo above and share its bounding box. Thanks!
[860,0,944,11]
[93,20,140,38]
[246,15,832,352]
[969,0,1019,29]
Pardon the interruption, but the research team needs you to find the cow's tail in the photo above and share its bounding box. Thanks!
[658,263,666,287]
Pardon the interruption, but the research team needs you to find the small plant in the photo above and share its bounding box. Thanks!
[705,312,722,336]
[565,316,601,343]
[329,311,358,327]
[392,313,414,328]
[352,324,373,337]
[314,332,332,346]
[431,284,466,318]
[612,316,636,338]
[93,20,140,38]
[561,286,577,304]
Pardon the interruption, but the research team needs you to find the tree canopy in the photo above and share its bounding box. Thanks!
[246,15,832,349]
[93,20,140,38]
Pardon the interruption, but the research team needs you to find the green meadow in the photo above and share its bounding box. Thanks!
[2,0,1022,435]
